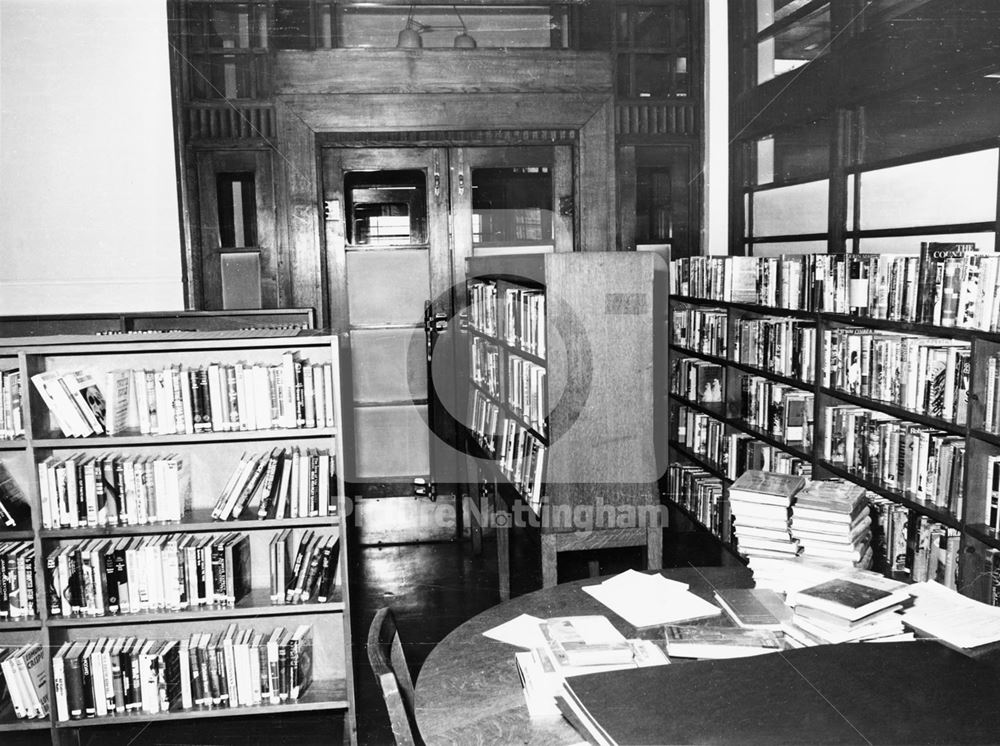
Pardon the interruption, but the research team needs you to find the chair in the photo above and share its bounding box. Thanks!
[367,607,420,746]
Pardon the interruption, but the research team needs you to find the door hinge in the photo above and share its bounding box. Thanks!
[413,477,438,502]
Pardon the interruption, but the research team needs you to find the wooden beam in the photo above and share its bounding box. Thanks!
[278,92,613,132]
[275,50,612,95]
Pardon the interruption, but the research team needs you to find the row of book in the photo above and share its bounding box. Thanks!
[987,456,1000,535]
[822,329,970,423]
[737,375,813,445]
[673,405,813,481]
[471,336,501,397]
[1,542,36,620]
[1,644,47,719]
[666,463,726,537]
[468,281,547,358]
[50,623,313,721]
[670,307,727,357]
[501,286,546,358]
[37,452,189,529]
[468,280,500,337]
[44,533,250,618]
[728,435,811,480]
[670,244,997,327]
[269,529,340,605]
[469,390,547,514]
[823,405,966,515]
[211,447,336,522]
[674,405,726,472]
[0,369,22,440]
[507,355,547,436]
[671,358,724,405]
[32,353,334,438]
[734,318,816,384]
[875,499,961,586]
[983,353,1000,434]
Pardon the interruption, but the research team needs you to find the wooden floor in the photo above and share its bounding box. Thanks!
[6,524,734,746]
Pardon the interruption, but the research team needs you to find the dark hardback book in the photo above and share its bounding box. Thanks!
[664,625,784,659]
[562,642,1000,746]
[793,574,910,621]
[728,470,806,504]
[64,643,86,720]
[225,533,251,605]
[713,588,792,630]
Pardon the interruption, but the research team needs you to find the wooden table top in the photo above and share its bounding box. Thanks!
[413,565,754,746]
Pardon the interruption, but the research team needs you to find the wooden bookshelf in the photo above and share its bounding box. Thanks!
[465,253,664,594]
[0,331,356,745]
[666,255,1000,601]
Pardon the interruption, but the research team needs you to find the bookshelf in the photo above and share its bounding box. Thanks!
[0,331,355,745]
[666,253,1000,603]
[465,252,664,594]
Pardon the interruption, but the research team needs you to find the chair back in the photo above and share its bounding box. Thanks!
[367,607,419,746]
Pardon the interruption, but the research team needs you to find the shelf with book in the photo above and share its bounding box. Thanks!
[0,331,356,744]
[51,680,350,729]
[28,427,337,449]
[667,440,731,485]
[667,251,1000,603]
[466,253,663,591]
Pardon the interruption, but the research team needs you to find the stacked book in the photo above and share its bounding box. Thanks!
[728,470,806,570]
[513,615,667,721]
[784,571,913,645]
[51,623,313,721]
[791,480,873,569]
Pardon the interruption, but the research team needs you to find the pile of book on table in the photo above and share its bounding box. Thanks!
[728,470,806,573]
[783,571,914,646]
[790,479,873,569]
[511,615,669,721]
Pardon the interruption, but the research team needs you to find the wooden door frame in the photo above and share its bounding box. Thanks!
[270,48,615,329]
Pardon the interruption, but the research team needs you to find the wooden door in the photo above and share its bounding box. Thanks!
[323,147,460,543]
[323,144,574,544]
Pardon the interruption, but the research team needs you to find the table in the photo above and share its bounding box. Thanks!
[414,565,753,746]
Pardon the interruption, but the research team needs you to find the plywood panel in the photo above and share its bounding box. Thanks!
[544,252,657,515]
[350,328,427,403]
[346,250,430,326]
[354,405,431,478]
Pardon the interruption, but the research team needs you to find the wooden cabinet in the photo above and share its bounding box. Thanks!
[465,252,664,595]
[0,331,355,744]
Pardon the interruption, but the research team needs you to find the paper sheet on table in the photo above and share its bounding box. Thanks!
[898,581,1000,650]
[482,613,548,649]
[582,571,721,628]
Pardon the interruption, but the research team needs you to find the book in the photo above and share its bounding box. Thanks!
[663,625,784,659]
[728,470,806,504]
[538,616,632,668]
[713,588,792,630]
[790,572,912,622]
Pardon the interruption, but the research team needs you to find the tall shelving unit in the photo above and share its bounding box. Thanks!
[465,252,664,596]
[665,256,1000,602]
[0,331,355,745]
